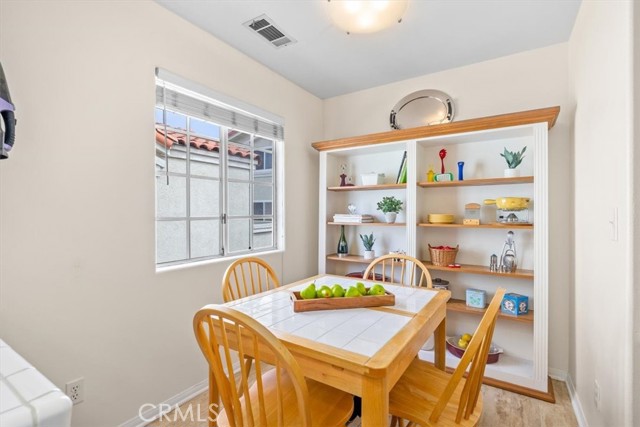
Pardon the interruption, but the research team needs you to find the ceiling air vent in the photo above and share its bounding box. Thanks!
[244,14,296,48]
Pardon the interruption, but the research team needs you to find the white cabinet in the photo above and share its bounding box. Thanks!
[313,107,559,401]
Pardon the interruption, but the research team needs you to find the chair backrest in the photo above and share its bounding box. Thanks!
[362,254,433,288]
[222,257,280,302]
[193,305,312,427]
[429,287,506,424]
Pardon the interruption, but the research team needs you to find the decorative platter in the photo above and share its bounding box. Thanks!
[390,89,455,130]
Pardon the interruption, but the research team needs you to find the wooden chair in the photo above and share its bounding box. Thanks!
[388,288,507,427]
[193,305,354,427]
[222,257,280,303]
[363,254,433,288]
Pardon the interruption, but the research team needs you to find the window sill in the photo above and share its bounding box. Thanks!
[155,248,284,274]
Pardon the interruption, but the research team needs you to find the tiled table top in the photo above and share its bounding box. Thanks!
[226,275,438,358]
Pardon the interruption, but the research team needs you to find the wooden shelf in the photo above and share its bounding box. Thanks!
[447,299,533,324]
[417,176,533,188]
[326,254,369,264]
[327,183,406,191]
[312,107,560,151]
[418,223,533,229]
[328,222,405,227]
[423,262,534,279]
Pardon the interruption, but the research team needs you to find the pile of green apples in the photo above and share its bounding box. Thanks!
[300,281,386,299]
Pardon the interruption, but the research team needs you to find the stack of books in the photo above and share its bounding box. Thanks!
[333,214,374,223]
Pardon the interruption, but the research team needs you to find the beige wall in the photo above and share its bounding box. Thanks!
[0,1,321,426]
[324,43,573,374]
[569,1,635,426]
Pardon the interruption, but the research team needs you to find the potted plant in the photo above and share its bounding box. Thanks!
[500,146,527,177]
[359,233,376,259]
[377,196,403,223]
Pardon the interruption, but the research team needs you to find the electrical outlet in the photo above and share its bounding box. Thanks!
[65,378,84,405]
[594,380,600,409]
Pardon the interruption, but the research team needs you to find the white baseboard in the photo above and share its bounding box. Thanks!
[119,378,208,427]
[565,373,589,427]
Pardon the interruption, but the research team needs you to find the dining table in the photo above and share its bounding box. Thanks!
[219,274,450,426]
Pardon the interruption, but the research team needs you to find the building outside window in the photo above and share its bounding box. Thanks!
[155,70,283,267]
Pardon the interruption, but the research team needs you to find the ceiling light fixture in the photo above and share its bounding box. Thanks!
[326,0,409,34]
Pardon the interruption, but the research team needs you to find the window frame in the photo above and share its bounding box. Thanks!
[154,98,282,269]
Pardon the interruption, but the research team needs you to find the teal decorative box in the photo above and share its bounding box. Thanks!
[501,293,529,316]
[466,289,486,308]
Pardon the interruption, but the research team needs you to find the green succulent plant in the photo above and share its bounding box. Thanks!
[359,233,376,251]
[376,196,403,214]
[500,146,527,169]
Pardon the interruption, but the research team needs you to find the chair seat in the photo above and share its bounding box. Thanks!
[389,359,483,427]
[217,369,354,427]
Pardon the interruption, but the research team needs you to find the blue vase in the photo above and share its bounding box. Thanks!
[458,162,465,181]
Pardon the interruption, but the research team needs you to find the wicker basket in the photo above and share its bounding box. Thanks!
[428,244,459,266]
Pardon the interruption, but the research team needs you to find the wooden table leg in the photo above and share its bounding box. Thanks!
[209,370,219,427]
[362,376,388,427]
[434,316,446,371]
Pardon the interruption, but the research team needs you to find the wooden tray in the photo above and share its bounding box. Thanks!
[290,290,395,312]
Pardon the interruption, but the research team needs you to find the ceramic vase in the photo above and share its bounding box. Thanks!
[364,250,375,260]
[385,212,397,223]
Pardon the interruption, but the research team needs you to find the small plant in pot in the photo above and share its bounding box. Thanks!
[377,196,403,223]
[359,233,376,260]
[501,146,526,177]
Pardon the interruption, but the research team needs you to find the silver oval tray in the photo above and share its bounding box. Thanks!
[390,89,455,129]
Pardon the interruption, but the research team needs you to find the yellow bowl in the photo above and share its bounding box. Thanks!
[427,214,455,224]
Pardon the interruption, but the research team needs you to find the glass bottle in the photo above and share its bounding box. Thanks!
[337,225,348,257]
[426,165,435,182]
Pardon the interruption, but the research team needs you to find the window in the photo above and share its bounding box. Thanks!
[155,70,283,267]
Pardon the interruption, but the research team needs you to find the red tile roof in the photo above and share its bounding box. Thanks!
[155,125,254,159]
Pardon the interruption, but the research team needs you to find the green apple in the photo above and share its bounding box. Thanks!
[318,287,333,298]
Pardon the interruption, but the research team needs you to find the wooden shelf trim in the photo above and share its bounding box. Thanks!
[326,254,369,264]
[418,223,533,229]
[327,183,406,191]
[417,176,533,188]
[424,262,534,279]
[328,222,405,227]
[312,107,560,151]
[447,299,533,324]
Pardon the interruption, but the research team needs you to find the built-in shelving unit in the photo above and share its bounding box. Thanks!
[423,262,534,279]
[447,299,534,324]
[327,183,407,191]
[417,176,533,188]
[328,222,405,227]
[314,106,559,401]
[417,223,533,229]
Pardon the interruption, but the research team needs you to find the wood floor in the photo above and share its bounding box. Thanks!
[147,379,577,427]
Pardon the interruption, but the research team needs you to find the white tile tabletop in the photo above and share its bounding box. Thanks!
[226,275,438,358]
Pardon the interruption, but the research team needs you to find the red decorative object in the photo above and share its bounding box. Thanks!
[439,148,447,173]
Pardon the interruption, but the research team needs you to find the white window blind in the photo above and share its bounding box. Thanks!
[155,68,284,141]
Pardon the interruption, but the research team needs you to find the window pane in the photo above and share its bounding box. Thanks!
[253,184,273,212]
[156,175,186,217]
[253,202,264,215]
[253,219,273,249]
[155,142,187,174]
[190,178,219,217]
[228,130,251,146]
[191,219,220,258]
[228,218,250,253]
[190,117,220,140]
[190,148,220,178]
[254,138,274,174]
[156,220,187,263]
[228,182,250,216]
[155,107,187,130]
